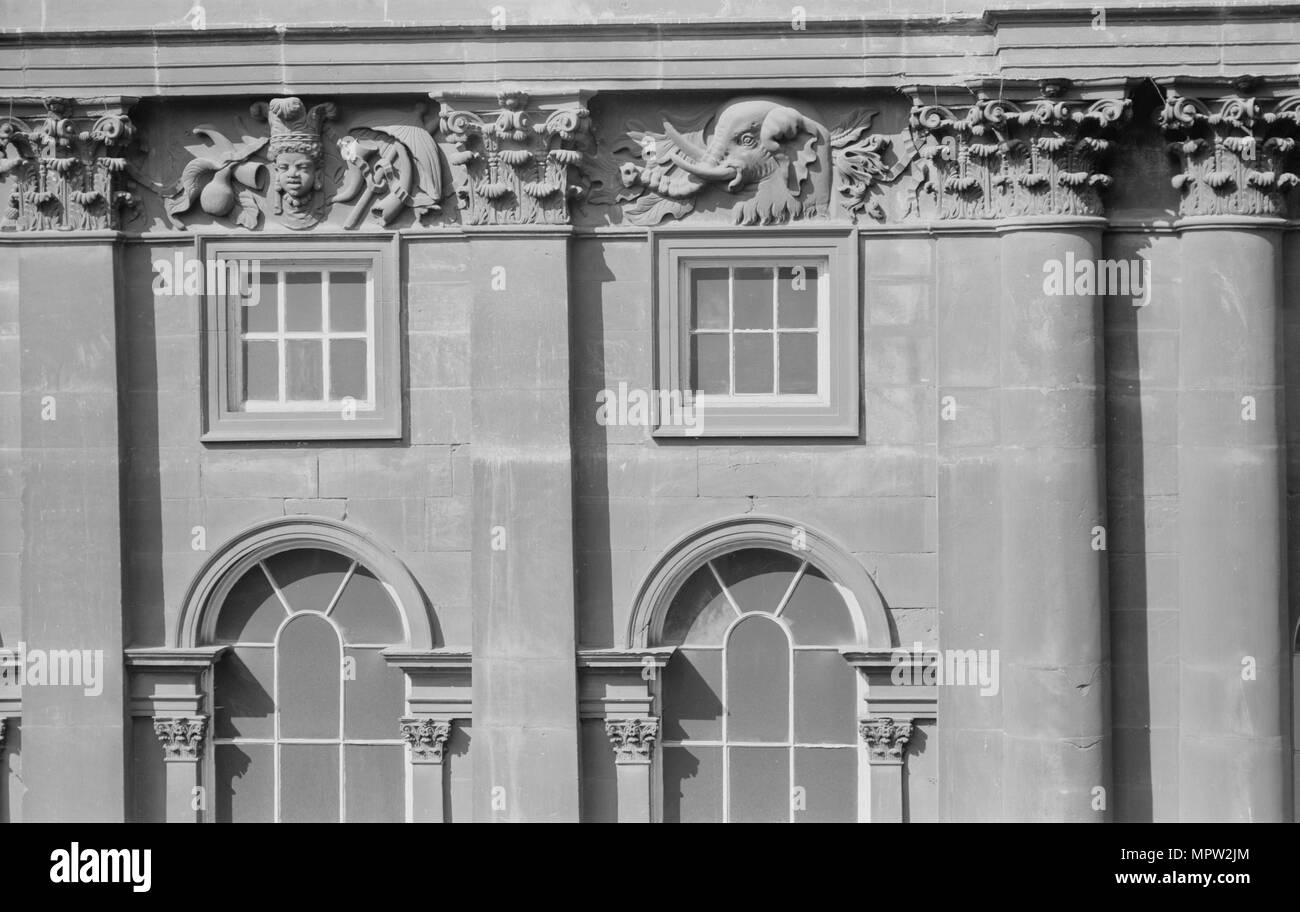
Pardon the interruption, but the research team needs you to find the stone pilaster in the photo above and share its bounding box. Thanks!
[924,81,1118,821]
[604,717,657,823]
[1157,79,1293,821]
[435,90,592,226]
[860,717,912,823]
[153,716,206,823]
[401,717,451,823]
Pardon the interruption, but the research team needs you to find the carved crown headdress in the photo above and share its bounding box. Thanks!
[263,97,336,160]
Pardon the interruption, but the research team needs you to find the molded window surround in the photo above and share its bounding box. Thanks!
[199,235,401,441]
[652,228,859,437]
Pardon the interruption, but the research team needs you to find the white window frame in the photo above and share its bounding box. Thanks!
[653,228,859,437]
[200,236,401,441]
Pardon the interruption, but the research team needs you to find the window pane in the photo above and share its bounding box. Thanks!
[213,647,275,739]
[243,340,278,402]
[793,649,858,744]
[662,649,723,741]
[344,744,404,822]
[330,338,368,402]
[661,563,733,645]
[343,647,405,740]
[280,744,340,822]
[329,271,367,332]
[277,613,341,739]
[782,565,856,645]
[733,333,773,394]
[733,266,773,329]
[690,333,729,395]
[793,747,856,823]
[729,746,789,822]
[726,615,789,742]
[690,267,729,330]
[777,264,818,328]
[778,332,818,395]
[214,564,284,644]
[713,549,802,614]
[244,272,279,332]
[330,566,404,644]
[264,549,352,614]
[285,339,324,400]
[284,272,322,331]
[216,743,273,823]
[663,745,723,823]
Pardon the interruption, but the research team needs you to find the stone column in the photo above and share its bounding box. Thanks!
[860,717,913,823]
[915,83,1126,821]
[153,716,206,823]
[1159,83,1295,821]
[604,717,658,823]
[7,100,138,822]
[0,717,6,823]
[437,90,591,823]
[401,717,451,823]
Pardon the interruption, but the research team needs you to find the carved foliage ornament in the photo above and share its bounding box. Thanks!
[860,717,913,761]
[0,99,137,231]
[606,96,908,226]
[1157,89,1300,218]
[400,717,452,763]
[604,717,659,762]
[153,716,207,762]
[438,91,590,226]
[908,91,1130,219]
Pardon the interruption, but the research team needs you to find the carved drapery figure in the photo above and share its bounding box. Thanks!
[907,85,1129,219]
[436,91,591,225]
[255,97,337,229]
[609,96,906,225]
[1157,83,1300,218]
[0,98,137,231]
[333,105,445,228]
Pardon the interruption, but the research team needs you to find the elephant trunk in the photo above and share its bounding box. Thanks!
[666,122,738,184]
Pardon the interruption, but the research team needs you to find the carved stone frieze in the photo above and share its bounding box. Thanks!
[435,90,591,225]
[255,97,337,229]
[333,104,445,228]
[599,96,909,226]
[1157,83,1300,218]
[860,717,913,761]
[0,98,138,231]
[400,717,452,763]
[153,716,207,762]
[907,85,1129,219]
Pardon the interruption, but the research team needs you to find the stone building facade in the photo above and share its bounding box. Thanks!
[0,0,1296,822]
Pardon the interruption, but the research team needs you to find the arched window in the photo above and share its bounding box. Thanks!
[210,547,407,822]
[659,548,861,822]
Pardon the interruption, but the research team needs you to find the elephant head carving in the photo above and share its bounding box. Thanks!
[614,97,905,225]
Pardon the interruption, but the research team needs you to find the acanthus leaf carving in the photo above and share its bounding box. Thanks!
[153,715,208,762]
[400,717,452,763]
[907,89,1129,220]
[859,716,913,761]
[604,717,659,763]
[0,98,138,231]
[1157,86,1300,218]
[435,91,591,225]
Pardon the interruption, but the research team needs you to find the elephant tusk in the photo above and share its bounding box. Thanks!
[668,150,737,182]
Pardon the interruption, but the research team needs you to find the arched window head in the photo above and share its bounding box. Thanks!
[211,547,406,823]
[659,546,861,823]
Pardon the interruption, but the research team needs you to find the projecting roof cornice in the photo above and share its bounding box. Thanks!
[0,4,1297,97]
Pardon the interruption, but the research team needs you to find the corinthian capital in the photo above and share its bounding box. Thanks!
[400,717,452,763]
[153,716,207,762]
[907,81,1129,220]
[434,89,592,226]
[860,717,914,762]
[1157,79,1300,218]
[0,97,138,231]
[605,717,659,763]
